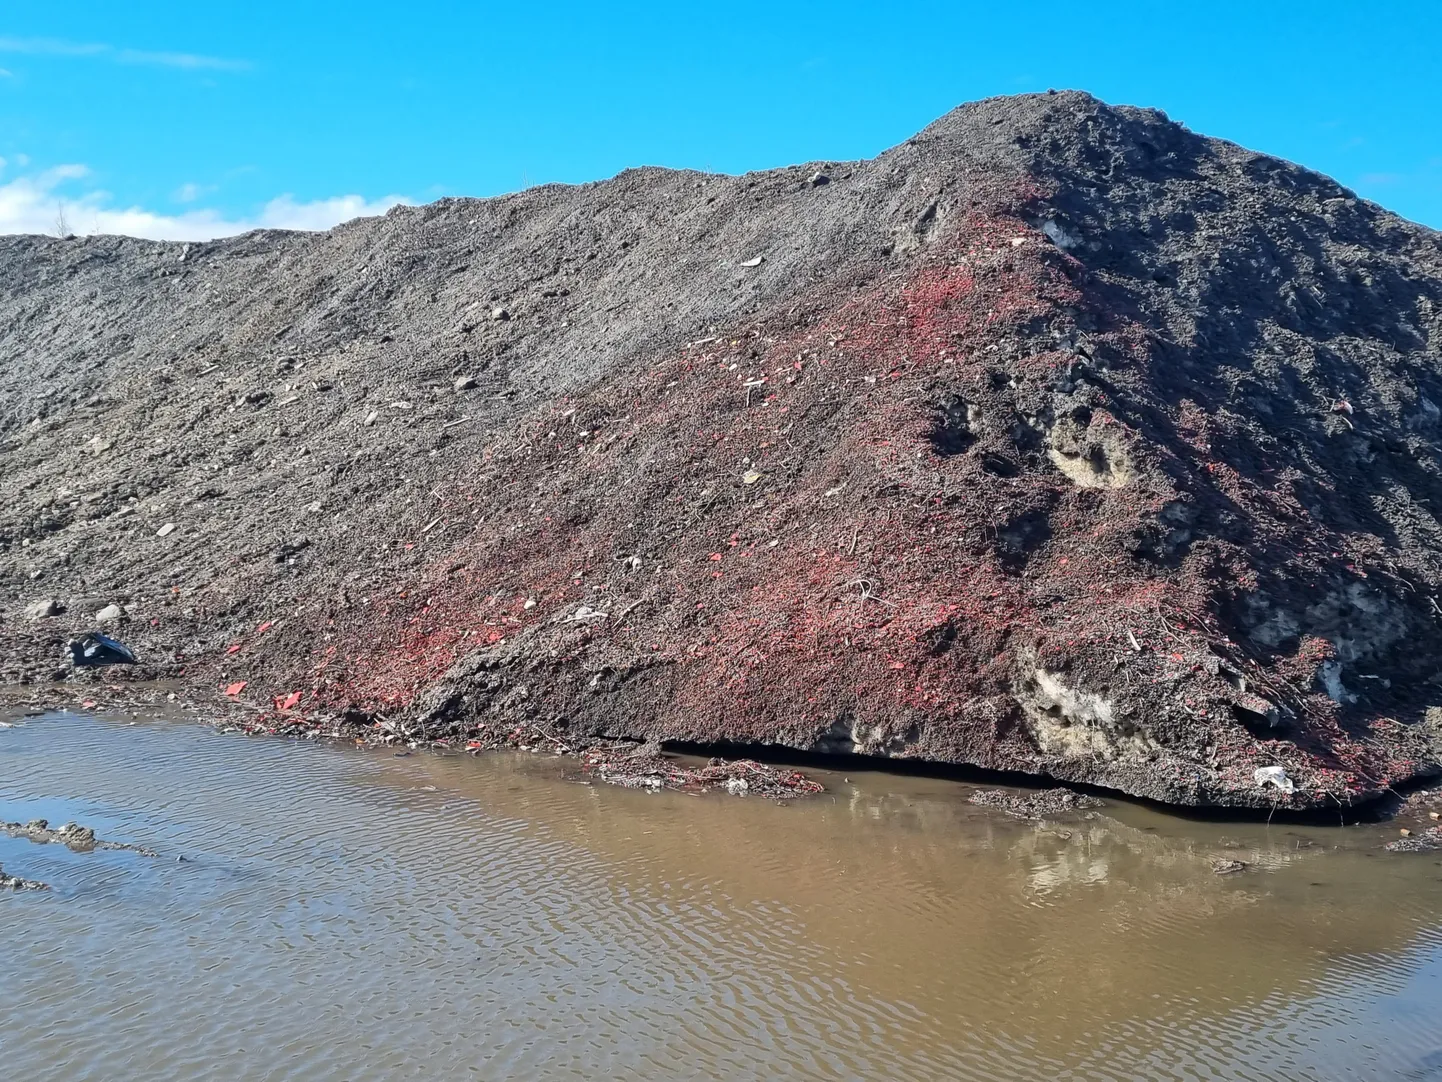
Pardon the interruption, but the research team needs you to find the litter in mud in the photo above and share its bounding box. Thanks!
[67,632,138,668]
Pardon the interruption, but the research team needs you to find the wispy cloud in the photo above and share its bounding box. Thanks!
[173,181,215,204]
[0,35,248,71]
[0,163,409,241]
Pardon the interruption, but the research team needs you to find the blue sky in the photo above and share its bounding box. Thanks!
[1,1,1438,239]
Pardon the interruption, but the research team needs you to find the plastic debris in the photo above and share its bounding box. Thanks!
[1253,765,1295,792]
[68,632,138,667]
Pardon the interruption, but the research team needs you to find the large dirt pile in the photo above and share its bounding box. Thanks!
[4,91,1442,809]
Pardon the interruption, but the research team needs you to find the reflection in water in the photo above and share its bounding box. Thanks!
[1,711,1441,1081]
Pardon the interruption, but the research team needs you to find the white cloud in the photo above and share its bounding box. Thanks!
[0,35,247,71]
[0,163,410,241]
[116,48,249,72]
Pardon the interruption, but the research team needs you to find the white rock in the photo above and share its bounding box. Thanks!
[156,523,177,537]
[95,604,124,624]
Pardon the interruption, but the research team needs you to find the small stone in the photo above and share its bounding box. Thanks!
[740,256,764,268]
[454,375,479,392]
[25,598,61,619]
[490,306,511,322]
[808,172,830,187]
[95,603,124,624]
[742,469,762,485]
[156,523,177,537]
[364,410,379,426]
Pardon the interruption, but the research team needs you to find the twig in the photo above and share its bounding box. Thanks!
[613,598,646,626]
[844,578,895,607]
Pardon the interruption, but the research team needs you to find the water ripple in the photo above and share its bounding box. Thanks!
[2,712,1441,1081]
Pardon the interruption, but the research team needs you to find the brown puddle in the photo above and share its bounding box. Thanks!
[2,709,1441,1081]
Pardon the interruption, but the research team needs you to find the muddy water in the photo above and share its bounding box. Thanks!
[2,713,1441,1081]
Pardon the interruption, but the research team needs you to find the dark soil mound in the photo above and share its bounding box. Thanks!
[4,91,1442,809]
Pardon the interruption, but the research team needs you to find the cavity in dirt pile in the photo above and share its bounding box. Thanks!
[2,91,1441,809]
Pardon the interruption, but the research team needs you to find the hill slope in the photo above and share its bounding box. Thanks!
[4,91,1442,808]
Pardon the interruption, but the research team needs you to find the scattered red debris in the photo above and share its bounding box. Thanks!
[224,682,247,696]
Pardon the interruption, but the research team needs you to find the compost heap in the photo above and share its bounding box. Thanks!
[4,91,1442,810]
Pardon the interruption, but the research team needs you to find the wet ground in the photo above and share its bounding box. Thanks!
[2,709,1441,1081]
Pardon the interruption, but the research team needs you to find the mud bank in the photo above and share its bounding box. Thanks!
[2,818,158,855]
[4,92,1442,809]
